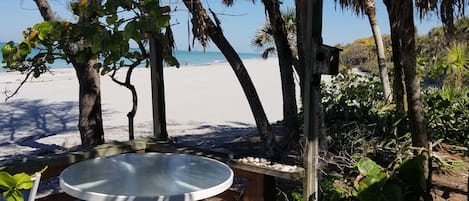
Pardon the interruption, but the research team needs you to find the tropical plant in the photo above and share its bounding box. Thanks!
[445,42,468,87]
[1,0,106,146]
[261,0,299,138]
[2,0,177,143]
[182,0,276,157]
[0,167,46,201]
[340,36,392,73]
[251,8,297,59]
[383,3,430,200]
[353,156,426,201]
[322,68,407,139]
[0,172,35,201]
[423,85,469,147]
[334,0,393,103]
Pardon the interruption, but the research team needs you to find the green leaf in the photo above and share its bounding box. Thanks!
[49,22,63,41]
[155,15,170,28]
[1,41,16,56]
[357,157,383,177]
[18,41,32,57]
[382,182,403,201]
[0,172,15,189]
[6,189,23,201]
[165,56,179,68]
[397,155,426,191]
[106,14,118,24]
[357,187,382,201]
[291,192,302,201]
[124,21,143,41]
[104,0,120,13]
[13,173,33,190]
[33,21,54,40]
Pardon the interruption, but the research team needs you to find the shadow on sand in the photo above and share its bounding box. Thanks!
[172,122,258,156]
[0,99,79,161]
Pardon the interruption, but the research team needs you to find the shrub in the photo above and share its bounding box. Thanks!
[423,85,469,147]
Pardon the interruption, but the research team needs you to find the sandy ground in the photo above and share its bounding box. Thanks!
[0,58,306,164]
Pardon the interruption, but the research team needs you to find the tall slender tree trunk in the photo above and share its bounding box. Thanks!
[384,1,430,199]
[395,0,428,149]
[183,0,276,157]
[365,0,392,103]
[295,0,306,106]
[262,0,299,137]
[384,0,407,111]
[33,0,105,147]
[384,0,428,152]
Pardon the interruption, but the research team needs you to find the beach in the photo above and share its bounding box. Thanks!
[0,58,297,163]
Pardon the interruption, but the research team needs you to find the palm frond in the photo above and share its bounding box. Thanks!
[262,47,276,59]
[222,0,234,7]
[334,0,366,15]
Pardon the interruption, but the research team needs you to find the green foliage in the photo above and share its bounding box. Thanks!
[1,0,179,78]
[339,36,392,73]
[0,167,46,201]
[275,180,303,201]
[0,172,32,201]
[322,68,408,141]
[423,85,469,147]
[417,17,469,87]
[325,156,426,201]
[251,8,297,58]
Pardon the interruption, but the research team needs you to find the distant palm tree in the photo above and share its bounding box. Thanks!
[251,8,297,59]
[335,0,392,102]
[251,7,306,108]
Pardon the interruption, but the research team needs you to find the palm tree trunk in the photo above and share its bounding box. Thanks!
[396,0,428,149]
[183,0,275,157]
[384,0,430,199]
[365,0,392,103]
[33,0,105,147]
[262,0,299,138]
[384,0,407,111]
[295,0,307,106]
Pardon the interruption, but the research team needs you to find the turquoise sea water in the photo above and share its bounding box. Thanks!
[0,42,260,73]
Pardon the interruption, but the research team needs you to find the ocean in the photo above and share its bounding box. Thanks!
[0,42,261,73]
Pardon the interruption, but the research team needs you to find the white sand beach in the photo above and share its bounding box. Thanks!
[0,58,300,163]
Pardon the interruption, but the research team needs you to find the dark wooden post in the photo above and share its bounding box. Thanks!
[303,0,323,200]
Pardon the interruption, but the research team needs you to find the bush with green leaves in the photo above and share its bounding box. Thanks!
[353,156,426,201]
[322,68,408,145]
[423,85,469,147]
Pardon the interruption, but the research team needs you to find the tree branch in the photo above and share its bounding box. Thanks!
[4,70,33,101]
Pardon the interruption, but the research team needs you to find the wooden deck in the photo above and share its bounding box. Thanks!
[0,139,304,201]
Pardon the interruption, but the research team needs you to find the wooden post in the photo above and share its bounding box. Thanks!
[303,0,323,200]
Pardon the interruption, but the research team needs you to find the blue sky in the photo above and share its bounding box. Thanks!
[0,0,442,53]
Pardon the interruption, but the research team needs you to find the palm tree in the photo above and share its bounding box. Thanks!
[251,7,306,107]
[261,0,299,138]
[383,0,430,199]
[384,0,428,151]
[335,0,392,102]
[446,42,469,87]
[182,0,276,157]
[251,8,297,59]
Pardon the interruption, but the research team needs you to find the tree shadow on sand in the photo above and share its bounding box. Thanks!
[171,122,263,156]
[0,99,78,161]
